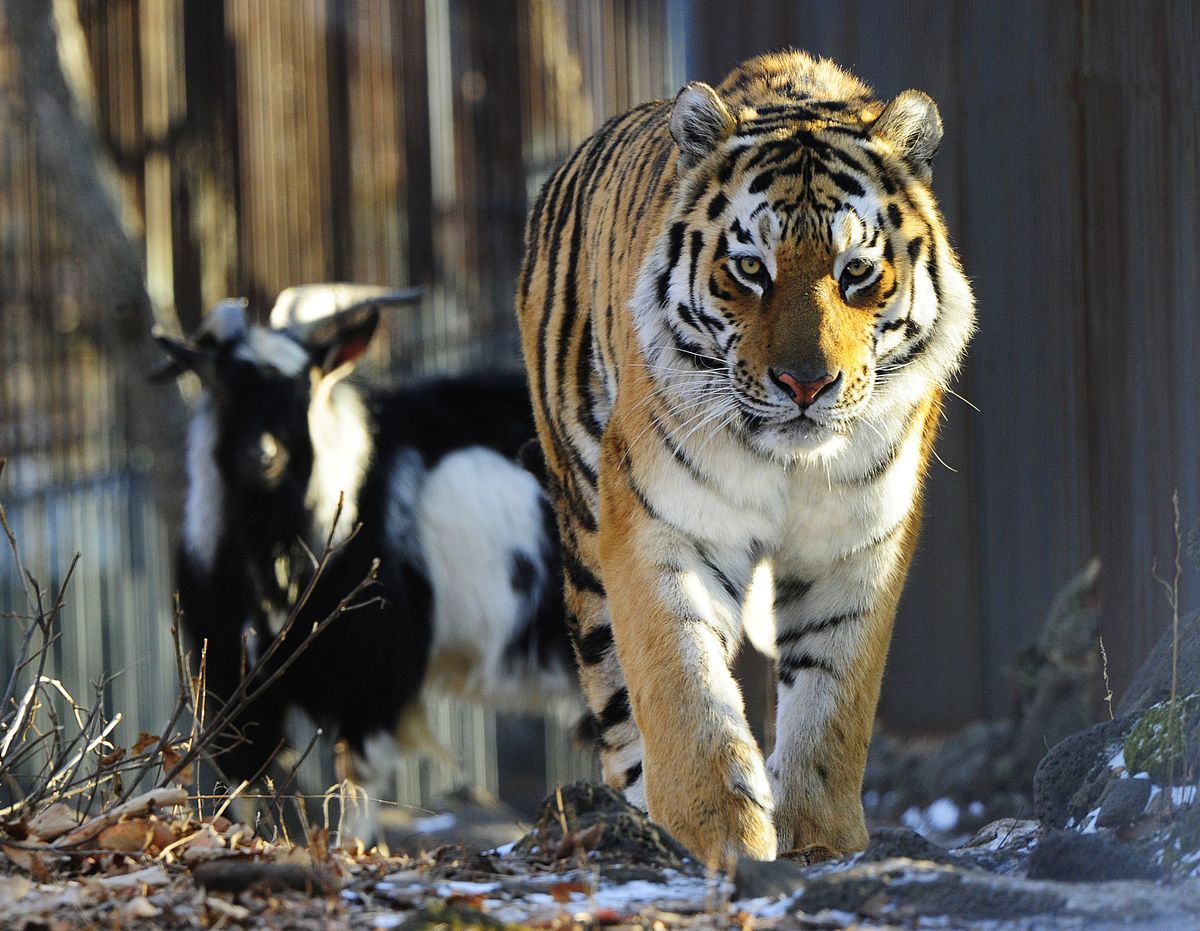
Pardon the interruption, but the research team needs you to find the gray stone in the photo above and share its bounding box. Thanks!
[1026,829,1161,882]
[731,856,807,900]
[859,826,956,866]
[1095,776,1152,828]
[1033,716,1132,827]
[1119,607,1200,716]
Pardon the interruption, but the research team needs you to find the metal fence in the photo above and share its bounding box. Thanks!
[1,0,686,813]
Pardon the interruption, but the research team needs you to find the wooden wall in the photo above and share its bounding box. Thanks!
[689,0,1200,729]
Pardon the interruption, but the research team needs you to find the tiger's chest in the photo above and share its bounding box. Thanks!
[775,424,924,572]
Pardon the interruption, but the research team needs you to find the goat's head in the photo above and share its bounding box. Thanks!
[155,285,421,501]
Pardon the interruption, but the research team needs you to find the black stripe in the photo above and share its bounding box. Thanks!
[907,236,924,262]
[599,688,632,730]
[696,543,740,603]
[706,191,728,220]
[777,613,859,645]
[626,469,671,527]
[650,411,718,490]
[715,144,750,184]
[774,576,811,605]
[778,651,838,686]
[926,241,943,304]
[622,761,643,787]
[827,169,864,198]
[576,624,613,666]
[748,169,776,194]
[563,548,604,596]
[656,222,687,307]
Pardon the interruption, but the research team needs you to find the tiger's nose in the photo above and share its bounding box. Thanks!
[770,368,840,407]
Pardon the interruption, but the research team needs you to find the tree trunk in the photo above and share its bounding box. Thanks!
[2,0,187,533]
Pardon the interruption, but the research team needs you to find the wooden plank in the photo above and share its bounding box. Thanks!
[1080,0,1200,693]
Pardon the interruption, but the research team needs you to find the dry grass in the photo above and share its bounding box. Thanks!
[0,457,387,858]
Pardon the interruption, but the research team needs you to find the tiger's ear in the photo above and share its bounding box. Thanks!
[670,82,736,170]
[870,89,943,180]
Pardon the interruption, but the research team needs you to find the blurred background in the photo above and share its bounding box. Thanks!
[1,0,1197,816]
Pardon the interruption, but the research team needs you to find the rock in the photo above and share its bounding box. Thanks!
[1033,717,1132,827]
[1095,777,1152,828]
[1026,829,1161,882]
[1119,607,1200,716]
[1122,693,1200,783]
[963,818,1041,853]
[864,563,1100,833]
[792,861,1067,924]
[396,901,508,931]
[382,785,528,856]
[512,781,697,873]
[859,826,956,866]
[732,856,807,900]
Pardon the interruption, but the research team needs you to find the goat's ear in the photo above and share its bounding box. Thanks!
[151,330,209,382]
[313,308,381,380]
[670,82,736,170]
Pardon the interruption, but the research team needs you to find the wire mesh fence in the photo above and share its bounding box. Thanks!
[1,0,686,814]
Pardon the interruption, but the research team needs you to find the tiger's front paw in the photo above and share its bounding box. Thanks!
[645,734,777,865]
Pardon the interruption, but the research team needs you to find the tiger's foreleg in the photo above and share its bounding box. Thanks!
[767,556,906,856]
[598,447,776,864]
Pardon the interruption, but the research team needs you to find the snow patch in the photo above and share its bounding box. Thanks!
[434,880,501,897]
[902,798,960,835]
[411,813,457,834]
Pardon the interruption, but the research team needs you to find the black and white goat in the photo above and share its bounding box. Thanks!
[154,286,573,836]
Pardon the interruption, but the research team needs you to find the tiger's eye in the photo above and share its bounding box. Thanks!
[842,257,872,280]
[736,256,764,279]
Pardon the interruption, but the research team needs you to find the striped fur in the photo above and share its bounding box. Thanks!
[516,51,974,864]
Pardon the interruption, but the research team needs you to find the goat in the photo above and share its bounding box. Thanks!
[154,286,574,837]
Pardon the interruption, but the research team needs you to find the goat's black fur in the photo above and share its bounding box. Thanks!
[163,295,572,793]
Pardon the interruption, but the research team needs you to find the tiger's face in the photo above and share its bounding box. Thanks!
[639,76,967,460]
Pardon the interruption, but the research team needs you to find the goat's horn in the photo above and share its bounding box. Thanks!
[149,329,207,382]
[269,283,423,336]
[196,297,250,344]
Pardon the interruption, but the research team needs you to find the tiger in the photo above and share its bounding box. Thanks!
[515,50,975,864]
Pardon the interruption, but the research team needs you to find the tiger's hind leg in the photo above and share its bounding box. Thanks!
[564,553,647,807]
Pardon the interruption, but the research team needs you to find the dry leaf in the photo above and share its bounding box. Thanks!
[447,892,487,909]
[98,747,126,767]
[98,820,154,853]
[0,875,32,903]
[2,843,35,871]
[551,821,605,860]
[29,855,53,884]
[28,803,81,842]
[161,746,194,784]
[549,880,590,903]
[132,732,160,755]
[206,896,252,921]
[120,896,161,920]
[95,864,171,889]
[0,818,30,841]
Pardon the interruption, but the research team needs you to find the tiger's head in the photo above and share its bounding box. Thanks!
[636,52,974,460]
